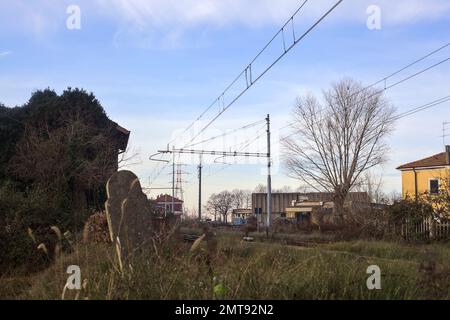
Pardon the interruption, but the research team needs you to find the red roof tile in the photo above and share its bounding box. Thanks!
[396,152,448,170]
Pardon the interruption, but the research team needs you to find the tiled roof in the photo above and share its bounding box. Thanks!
[115,124,130,135]
[109,120,130,152]
[396,152,448,170]
[155,194,183,203]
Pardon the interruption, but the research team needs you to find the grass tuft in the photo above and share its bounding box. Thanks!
[1,235,449,300]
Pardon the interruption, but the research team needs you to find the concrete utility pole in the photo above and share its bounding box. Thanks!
[443,122,450,146]
[266,114,272,237]
[172,146,175,215]
[198,155,203,221]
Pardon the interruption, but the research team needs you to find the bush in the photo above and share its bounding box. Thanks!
[387,197,433,224]
[0,88,120,274]
[83,211,110,243]
[0,181,86,275]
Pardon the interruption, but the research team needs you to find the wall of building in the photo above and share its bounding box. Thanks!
[155,202,183,213]
[252,192,369,215]
[401,167,450,199]
[252,193,301,216]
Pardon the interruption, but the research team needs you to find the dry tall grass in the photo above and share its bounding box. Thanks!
[1,231,449,300]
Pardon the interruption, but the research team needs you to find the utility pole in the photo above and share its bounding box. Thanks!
[266,114,272,237]
[175,164,188,201]
[171,146,175,215]
[175,163,189,218]
[164,194,167,217]
[443,122,450,146]
[154,133,272,222]
[198,155,203,221]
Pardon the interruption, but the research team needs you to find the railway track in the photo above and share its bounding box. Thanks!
[180,231,333,248]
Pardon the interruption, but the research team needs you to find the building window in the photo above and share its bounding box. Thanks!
[429,179,439,195]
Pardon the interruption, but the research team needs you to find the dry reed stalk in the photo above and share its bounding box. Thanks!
[37,243,48,255]
[27,227,36,244]
[190,234,206,253]
[61,282,69,300]
[50,226,62,241]
[82,223,89,243]
[115,237,124,276]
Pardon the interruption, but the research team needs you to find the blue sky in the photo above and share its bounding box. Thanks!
[1,0,449,214]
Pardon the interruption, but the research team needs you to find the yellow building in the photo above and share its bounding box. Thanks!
[397,146,450,200]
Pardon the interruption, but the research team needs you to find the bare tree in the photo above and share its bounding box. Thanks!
[355,171,384,204]
[355,171,406,205]
[205,196,219,221]
[242,189,252,209]
[273,185,293,193]
[387,191,402,204]
[118,145,141,169]
[231,189,252,209]
[282,78,395,219]
[231,189,244,209]
[296,185,311,193]
[205,191,234,223]
[254,184,266,193]
[206,190,251,222]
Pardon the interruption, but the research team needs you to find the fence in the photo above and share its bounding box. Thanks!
[395,216,450,241]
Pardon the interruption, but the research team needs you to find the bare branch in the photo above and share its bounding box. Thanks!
[282,78,396,217]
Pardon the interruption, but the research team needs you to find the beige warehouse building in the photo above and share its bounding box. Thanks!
[252,192,370,225]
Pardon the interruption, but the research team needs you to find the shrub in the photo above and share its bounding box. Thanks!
[0,181,85,275]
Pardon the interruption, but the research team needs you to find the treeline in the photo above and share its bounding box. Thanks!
[204,185,312,223]
[205,189,252,223]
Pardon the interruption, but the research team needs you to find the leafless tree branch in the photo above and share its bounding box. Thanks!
[282,78,396,218]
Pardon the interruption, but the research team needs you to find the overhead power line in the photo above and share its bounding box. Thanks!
[200,97,450,186]
[205,130,268,179]
[166,0,344,148]
[148,162,171,187]
[281,54,450,141]
[151,121,266,186]
[282,95,450,143]
[185,0,344,147]
[184,124,267,182]
[208,124,267,165]
[184,118,265,148]
[153,41,449,189]
[279,42,450,132]
[159,148,268,158]
[365,42,449,90]
[167,0,308,146]
[392,96,450,120]
[148,121,267,187]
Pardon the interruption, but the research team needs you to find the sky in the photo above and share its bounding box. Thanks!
[1,0,449,215]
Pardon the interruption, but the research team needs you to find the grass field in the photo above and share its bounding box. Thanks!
[1,233,449,300]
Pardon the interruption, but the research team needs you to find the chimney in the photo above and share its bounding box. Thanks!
[446,145,450,165]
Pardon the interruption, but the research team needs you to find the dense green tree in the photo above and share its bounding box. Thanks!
[0,88,125,273]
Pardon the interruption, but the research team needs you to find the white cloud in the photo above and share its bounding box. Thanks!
[95,0,299,28]
[95,0,450,28]
[83,0,450,50]
[0,51,12,58]
[1,0,449,45]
